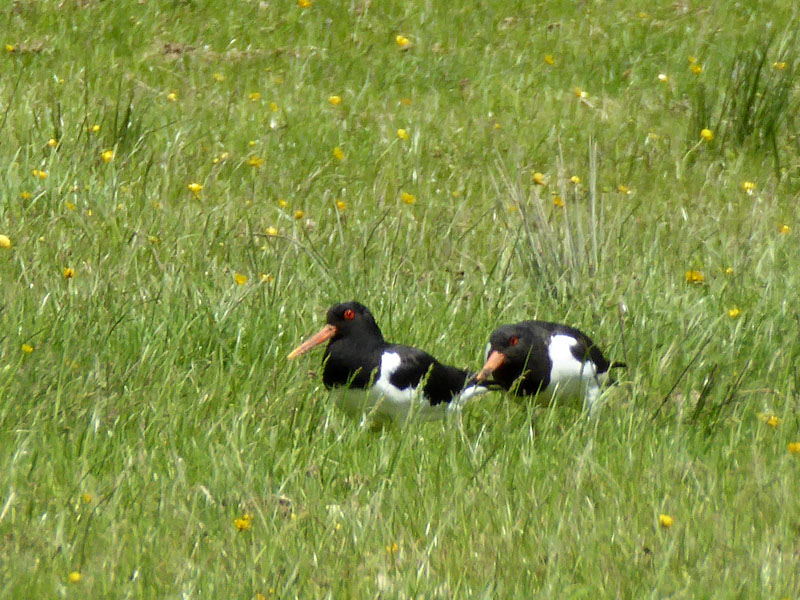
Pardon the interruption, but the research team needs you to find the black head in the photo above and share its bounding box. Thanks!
[288,301,384,359]
[324,301,384,342]
[475,323,549,394]
[487,323,534,367]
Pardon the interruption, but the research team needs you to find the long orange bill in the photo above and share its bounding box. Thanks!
[287,324,337,359]
[475,351,506,382]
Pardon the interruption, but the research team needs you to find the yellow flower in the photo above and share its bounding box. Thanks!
[397,128,409,140]
[700,128,713,142]
[658,73,669,83]
[65,201,76,211]
[741,181,755,194]
[81,493,93,504]
[260,273,274,284]
[532,172,546,186]
[569,175,581,185]
[544,54,555,65]
[395,35,410,49]
[0,234,10,249]
[63,267,75,279]
[333,146,344,160]
[773,61,787,71]
[89,124,100,133]
[787,442,800,454]
[213,72,226,82]
[32,169,48,179]
[294,210,305,220]
[188,182,203,197]
[724,267,734,275]
[269,102,279,113]
[47,138,59,148]
[68,571,82,583]
[6,44,15,53]
[617,184,631,195]
[248,92,262,101]
[688,56,697,64]
[685,270,704,284]
[400,192,416,205]
[336,200,347,211]
[248,140,256,147]
[298,0,312,7]
[167,92,178,102]
[690,64,703,75]
[778,224,790,234]
[553,196,564,208]
[328,95,342,106]
[101,149,114,163]
[658,514,674,528]
[247,156,264,167]
[727,307,741,319]
[234,513,253,531]
[265,226,279,237]
[234,273,248,285]
[573,87,587,98]
[386,542,399,555]
[277,198,288,208]
[21,343,33,354]
[757,413,781,427]
[20,191,31,200]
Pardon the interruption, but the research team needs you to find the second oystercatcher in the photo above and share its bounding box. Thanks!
[287,301,487,425]
[473,320,625,410]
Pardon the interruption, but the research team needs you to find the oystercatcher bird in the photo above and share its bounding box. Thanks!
[473,320,625,410]
[287,301,487,425]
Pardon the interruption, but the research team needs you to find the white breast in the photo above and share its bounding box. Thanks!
[542,334,602,409]
[333,352,486,425]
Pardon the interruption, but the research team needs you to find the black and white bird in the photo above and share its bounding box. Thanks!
[287,301,487,425]
[473,320,625,410]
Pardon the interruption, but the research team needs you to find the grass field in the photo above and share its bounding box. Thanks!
[2,0,799,597]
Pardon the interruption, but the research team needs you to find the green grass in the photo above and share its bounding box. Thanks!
[1,0,799,597]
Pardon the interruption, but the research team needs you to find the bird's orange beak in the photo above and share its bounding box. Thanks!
[287,324,337,359]
[475,351,506,382]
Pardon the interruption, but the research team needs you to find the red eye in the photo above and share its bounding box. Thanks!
[343,309,355,320]
[509,336,519,346]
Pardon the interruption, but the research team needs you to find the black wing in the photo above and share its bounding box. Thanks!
[385,344,470,406]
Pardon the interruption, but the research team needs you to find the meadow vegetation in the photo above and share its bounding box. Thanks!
[1,0,799,597]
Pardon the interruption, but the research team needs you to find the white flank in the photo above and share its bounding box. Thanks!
[333,352,485,425]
